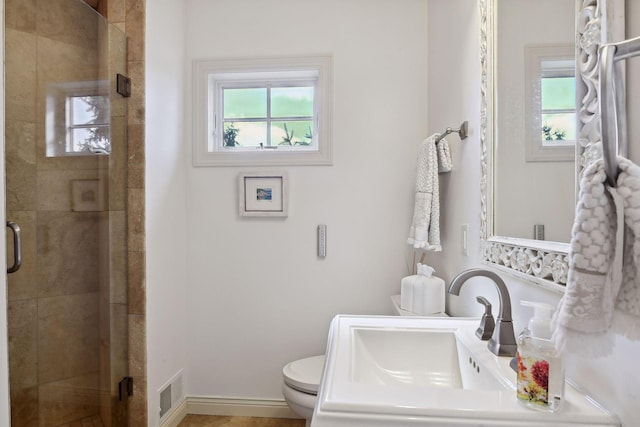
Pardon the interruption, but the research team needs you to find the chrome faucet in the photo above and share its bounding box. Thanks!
[448,269,517,357]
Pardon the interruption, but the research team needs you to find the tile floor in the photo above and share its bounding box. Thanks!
[178,415,305,426]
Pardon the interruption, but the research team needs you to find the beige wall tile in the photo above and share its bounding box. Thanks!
[36,211,100,298]
[36,0,99,49]
[127,251,144,315]
[5,120,37,211]
[125,0,145,62]
[127,123,144,190]
[99,283,111,402]
[124,0,147,421]
[127,123,144,170]
[38,293,100,383]
[35,36,98,85]
[5,29,37,123]
[109,25,128,117]
[37,170,100,212]
[5,0,37,32]
[128,314,147,426]
[126,60,145,125]
[128,314,145,378]
[108,0,126,24]
[38,372,100,426]
[112,21,126,34]
[36,36,99,124]
[8,300,38,389]
[109,116,127,210]
[127,189,145,252]
[10,385,39,427]
[110,211,128,304]
[110,303,129,392]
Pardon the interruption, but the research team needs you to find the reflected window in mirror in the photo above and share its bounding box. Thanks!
[541,66,575,144]
[525,45,575,162]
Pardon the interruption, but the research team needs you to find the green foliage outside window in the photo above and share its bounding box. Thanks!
[542,124,567,141]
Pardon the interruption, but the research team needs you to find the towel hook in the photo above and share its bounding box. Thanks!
[434,121,468,144]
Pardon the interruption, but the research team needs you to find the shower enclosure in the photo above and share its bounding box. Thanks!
[5,0,129,425]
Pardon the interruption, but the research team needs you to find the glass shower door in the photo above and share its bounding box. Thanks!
[4,1,129,425]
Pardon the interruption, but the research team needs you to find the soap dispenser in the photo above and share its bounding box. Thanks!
[516,301,564,413]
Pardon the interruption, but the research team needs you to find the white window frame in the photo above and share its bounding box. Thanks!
[66,94,110,153]
[45,80,110,157]
[193,55,333,166]
[524,45,575,162]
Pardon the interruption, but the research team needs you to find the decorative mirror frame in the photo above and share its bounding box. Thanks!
[479,0,625,290]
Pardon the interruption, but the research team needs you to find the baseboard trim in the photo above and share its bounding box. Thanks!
[159,399,188,427]
[187,396,300,419]
[158,395,302,426]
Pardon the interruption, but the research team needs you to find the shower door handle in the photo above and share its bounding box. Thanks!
[6,221,22,274]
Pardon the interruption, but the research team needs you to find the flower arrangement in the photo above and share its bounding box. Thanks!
[517,353,549,405]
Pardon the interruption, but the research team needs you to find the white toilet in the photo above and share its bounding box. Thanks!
[282,296,444,425]
[282,355,325,427]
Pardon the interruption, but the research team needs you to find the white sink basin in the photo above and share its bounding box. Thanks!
[311,315,619,427]
[352,327,505,390]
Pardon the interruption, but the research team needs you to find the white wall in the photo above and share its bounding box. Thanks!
[145,0,189,425]
[183,0,429,399]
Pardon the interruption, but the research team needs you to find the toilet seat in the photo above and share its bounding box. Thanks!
[282,355,325,394]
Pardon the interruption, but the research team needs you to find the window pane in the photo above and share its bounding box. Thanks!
[72,95,108,125]
[223,88,267,119]
[542,113,575,142]
[223,121,266,147]
[71,127,110,153]
[541,77,575,110]
[271,87,314,118]
[271,121,314,146]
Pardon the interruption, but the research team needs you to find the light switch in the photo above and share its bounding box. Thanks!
[318,224,327,257]
[462,224,469,256]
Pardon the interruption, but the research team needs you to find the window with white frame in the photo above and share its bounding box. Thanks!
[66,95,110,153]
[193,56,333,166]
[45,80,111,157]
[525,45,575,162]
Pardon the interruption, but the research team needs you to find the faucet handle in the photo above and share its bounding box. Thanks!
[475,296,495,341]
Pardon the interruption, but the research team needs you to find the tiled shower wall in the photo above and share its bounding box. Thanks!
[103,0,147,426]
[5,1,120,425]
[4,0,146,425]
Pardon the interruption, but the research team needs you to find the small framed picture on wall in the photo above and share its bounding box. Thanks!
[238,172,288,217]
[70,179,103,212]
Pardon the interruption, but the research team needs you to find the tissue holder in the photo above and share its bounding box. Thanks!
[400,276,414,311]
[400,274,445,315]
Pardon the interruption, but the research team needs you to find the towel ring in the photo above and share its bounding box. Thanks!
[599,36,640,187]
[599,44,626,187]
[434,121,469,144]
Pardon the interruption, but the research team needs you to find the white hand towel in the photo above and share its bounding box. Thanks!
[552,157,640,357]
[408,134,442,251]
[437,138,452,173]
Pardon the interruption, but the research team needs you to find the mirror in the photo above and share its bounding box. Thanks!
[494,0,575,243]
[480,0,625,288]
